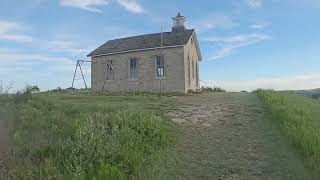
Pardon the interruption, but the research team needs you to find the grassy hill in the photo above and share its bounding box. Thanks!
[284,88,320,99]
[2,90,319,179]
[0,92,177,179]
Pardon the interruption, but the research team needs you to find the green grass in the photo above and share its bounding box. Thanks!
[256,90,320,177]
[0,92,176,179]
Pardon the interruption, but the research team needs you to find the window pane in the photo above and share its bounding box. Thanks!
[157,67,164,77]
[130,59,136,68]
[157,56,160,66]
[130,58,137,80]
[192,61,195,78]
[157,56,164,66]
[156,55,165,78]
[188,56,191,86]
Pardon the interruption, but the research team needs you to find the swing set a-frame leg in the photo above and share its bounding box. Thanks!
[71,60,91,95]
[71,61,79,90]
[78,63,88,90]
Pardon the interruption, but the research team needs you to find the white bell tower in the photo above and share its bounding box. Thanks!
[172,12,186,32]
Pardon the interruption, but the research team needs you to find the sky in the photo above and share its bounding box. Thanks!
[0,0,320,92]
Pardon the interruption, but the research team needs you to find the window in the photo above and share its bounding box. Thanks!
[174,19,183,26]
[156,55,165,78]
[104,60,113,71]
[129,58,138,80]
[188,56,191,86]
[173,20,178,26]
[196,62,199,87]
[105,60,115,81]
[192,60,195,79]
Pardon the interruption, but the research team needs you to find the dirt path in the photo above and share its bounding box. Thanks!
[165,93,312,180]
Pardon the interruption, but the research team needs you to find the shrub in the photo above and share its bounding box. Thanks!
[14,86,33,104]
[201,86,226,92]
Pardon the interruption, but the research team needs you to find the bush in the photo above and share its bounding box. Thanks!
[201,86,226,92]
[7,95,174,179]
[256,90,320,176]
[14,86,33,104]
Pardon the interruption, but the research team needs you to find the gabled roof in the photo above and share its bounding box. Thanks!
[87,29,194,57]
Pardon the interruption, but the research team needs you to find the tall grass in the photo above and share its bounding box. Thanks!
[2,93,175,179]
[256,90,320,176]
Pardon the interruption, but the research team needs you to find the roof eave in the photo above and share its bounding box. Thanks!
[88,45,185,58]
[191,31,202,61]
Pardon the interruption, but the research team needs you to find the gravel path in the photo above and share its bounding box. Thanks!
[165,93,312,180]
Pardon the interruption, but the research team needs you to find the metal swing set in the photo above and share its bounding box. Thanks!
[71,60,116,93]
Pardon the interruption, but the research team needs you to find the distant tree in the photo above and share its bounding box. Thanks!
[67,87,76,90]
[201,86,226,92]
[52,87,63,92]
[30,86,40,93]
[312,94,320,99]
[213,87,226,92]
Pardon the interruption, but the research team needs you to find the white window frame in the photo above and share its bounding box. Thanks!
[155,55,165,79]
[128,58,138,81]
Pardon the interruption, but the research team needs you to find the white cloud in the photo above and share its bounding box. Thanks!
[60,0,144,13]
[46,40,90,54]
[0,20,32,43]
[250,22,268,29]
[60,0,110,13]
[116,0,144,14]
[194,15,237,33]
[205,34,271,60]
[203,73,320,92]
[0,48,90,92]
[206,34,270,44]
[0,48,73,67]
[245,0,263,8]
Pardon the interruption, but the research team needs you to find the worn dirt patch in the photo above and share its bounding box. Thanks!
[164,93,313,180]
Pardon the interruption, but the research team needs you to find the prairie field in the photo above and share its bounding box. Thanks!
[1,91,319,179]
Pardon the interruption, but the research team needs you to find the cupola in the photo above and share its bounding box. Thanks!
[172,12,186,32]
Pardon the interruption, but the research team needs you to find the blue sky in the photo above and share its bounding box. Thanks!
[1,0,320,92]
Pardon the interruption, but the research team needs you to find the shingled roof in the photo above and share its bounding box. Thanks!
[87,29,194,57]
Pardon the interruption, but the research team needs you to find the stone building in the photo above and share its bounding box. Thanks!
[88,12,201,93]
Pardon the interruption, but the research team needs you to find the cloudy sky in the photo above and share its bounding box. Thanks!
[0,0,320,92]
